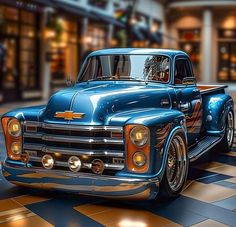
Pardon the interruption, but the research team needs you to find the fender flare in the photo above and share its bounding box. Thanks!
[203,94,234,135]
[155,126,188,180]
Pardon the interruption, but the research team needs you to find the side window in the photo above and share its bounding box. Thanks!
[175,59,193,85]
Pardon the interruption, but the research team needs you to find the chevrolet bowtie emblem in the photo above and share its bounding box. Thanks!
[54,111,85,120]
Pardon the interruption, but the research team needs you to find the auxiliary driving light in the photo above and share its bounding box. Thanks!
[68,156,82,172]
[133,151,146,167]
[91,159,105,174]
[8,119,21,137]
[11,142,22,155]
[42,154,54,169]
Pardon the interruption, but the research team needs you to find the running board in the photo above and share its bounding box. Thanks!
[188,136,222,162]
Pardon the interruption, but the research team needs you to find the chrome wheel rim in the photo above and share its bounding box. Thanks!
[226,111,234,147]
[166,135,187,192]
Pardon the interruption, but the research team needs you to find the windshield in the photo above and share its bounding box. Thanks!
[78,54,170,83]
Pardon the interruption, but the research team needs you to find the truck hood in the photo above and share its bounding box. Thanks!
[41,81,171,125]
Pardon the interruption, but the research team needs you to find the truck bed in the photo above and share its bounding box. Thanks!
[197,84,227,95]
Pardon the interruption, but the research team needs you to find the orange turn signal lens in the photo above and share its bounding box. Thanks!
[125,125,150,173]
[1,117,22,160]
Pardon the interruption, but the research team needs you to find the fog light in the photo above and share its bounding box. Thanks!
[68,156,82,172]
[91,159,105,174]
[11,142,22,155]
[8,119,21,137]
[42,154,54,170]
[133,151,146,167]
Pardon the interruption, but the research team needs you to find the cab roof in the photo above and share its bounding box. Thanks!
[89,48,188,59]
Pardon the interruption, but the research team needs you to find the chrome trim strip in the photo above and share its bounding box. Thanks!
[24,121,42,127]
[82,163,124,170]
[24,133,124,145]
[28,156,124,170]
[24,144,124,157]
[24,121,123,132]
[3,161,151,182]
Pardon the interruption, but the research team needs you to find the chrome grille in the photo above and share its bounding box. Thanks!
[23,121,125,174]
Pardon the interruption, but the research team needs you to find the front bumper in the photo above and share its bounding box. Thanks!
[2,161,159,200]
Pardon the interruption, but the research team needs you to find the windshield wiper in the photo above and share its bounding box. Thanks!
[87,76,116,82]
[119,76,146,82]
[86,76,146,83]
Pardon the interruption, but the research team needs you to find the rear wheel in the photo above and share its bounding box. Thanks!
[220,110,234,153]
[158,132,189,200]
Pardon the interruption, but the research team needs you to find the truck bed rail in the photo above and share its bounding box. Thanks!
[197,84,227,95]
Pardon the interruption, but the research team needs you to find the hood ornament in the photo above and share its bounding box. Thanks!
[55,111,85,120]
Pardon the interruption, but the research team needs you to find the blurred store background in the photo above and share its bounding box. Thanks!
[0,0,236,104]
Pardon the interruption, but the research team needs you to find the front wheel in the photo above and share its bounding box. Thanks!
[220,110,234,153]
[158,132,189,200]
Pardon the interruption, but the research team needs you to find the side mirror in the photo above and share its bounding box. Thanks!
[182,77,196,85]
[66,76,74,87]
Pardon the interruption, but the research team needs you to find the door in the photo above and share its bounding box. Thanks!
[174,58,202,145]
[0,37,20,102]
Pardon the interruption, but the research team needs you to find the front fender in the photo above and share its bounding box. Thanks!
[1,105,46,122]
[203,94,233,134]
[106,108,185,127]
[115,108,187,179]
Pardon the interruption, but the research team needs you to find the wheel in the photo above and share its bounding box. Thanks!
[220,110,234,153]
[158,132,189,200]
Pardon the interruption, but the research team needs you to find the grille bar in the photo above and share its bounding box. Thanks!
[24,122,123,133]
[24,144,124,157]
[24,133,124,145]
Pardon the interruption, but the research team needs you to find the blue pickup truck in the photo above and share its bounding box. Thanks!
[1,48,234,200]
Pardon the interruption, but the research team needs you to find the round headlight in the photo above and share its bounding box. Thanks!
[68,156,82,172]
[42,154,54,170]
[11,142,22,155]
[130,126,149,147]
[133,151,146,167]
[8,119,21,137]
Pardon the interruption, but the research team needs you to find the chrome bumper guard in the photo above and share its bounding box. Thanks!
[2,161,159,200]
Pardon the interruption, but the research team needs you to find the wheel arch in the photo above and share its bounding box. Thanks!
[203,94,234,135]
[156,126,188,180]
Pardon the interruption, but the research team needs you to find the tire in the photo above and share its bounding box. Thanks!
[220,110,234,153]
[158,132,189,200]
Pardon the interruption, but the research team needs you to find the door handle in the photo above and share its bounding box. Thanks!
[193,89,199,94]
[160,99,170,106]
[179,102,189,112]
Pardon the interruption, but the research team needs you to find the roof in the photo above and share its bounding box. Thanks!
[89,48,188,58]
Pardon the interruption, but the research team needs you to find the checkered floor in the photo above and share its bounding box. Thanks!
[0,103,236,226]
[1,139,236,226]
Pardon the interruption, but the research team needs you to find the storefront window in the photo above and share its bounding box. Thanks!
[49,18,78,84]
[3,22,19,35]
[1,6,18,20]
[179,29,201,80]
[0,5,39,98]
[20,10,35,24]
[19,10,37,89]
[82,23,107,54]
[20,25,36,38]
[218,29,236,81]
